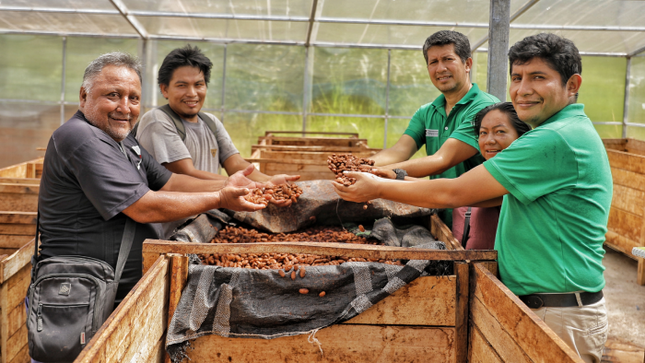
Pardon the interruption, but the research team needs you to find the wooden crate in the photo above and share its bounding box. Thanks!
[602,138,645,285]
[0,158,42,214]
[75,215,582,363]
[246,131,380,181]
[0,238,33,363]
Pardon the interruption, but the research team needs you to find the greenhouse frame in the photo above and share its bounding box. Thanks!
[1,0,644,167]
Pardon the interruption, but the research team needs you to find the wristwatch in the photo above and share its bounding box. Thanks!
[392,168,408,180]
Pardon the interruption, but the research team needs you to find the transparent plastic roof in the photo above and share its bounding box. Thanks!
[0,0,643,56]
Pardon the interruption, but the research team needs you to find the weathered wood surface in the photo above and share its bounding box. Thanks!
[602,337,645,363]
[0,212,37,225]
[76,255,170,363]
[252,144,379,153]
[142,240,497,262]
[604,139,645,285]
[469,263,583,363]
[469,324,503,363]
[430,213,462,250]
[0,179,39,185]
[0,239,34,284]
[346,275,456,326]
[604,138,645,156]
[0,158,43,179]
[454,262,469,363]
[0,236,31,250]
[0,185,39,212]
[165,254,189,363]
[1,262,31,363]
[186,325,456,363]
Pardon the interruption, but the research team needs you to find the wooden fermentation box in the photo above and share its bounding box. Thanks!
[0,158,42,363]
[245,131,380,181]
[75,214,583,363]
[602,138,645,285]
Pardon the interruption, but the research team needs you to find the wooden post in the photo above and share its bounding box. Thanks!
[455,261,469,363]
[165,254,189,363]
[487,0,511,101]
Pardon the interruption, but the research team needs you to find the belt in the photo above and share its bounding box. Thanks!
[519,290,603,309]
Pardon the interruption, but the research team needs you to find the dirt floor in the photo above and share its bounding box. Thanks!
[602,247,645,363]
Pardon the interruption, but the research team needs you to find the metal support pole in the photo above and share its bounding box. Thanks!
[487,0,511,101]
[221,44,227,122]
[622,57,631,138]
[60,36,67,125]
[302,46,310,134]
[384,49,391,149]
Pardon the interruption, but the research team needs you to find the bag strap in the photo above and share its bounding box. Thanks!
[460,207,472,248]
[158,104,217,141]
[32,210,136,284]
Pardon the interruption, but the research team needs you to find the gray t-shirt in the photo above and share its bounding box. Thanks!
[135,107,239,174]
[135,107,240,237]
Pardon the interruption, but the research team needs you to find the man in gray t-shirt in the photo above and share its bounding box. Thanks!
[136,45,299,236]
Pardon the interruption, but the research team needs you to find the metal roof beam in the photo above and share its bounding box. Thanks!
[305,0,319,46]
[628,44,645,58]
[108,0,148,39]
[0,6,119,15]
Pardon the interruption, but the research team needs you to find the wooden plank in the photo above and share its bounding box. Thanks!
[623,138,645,156]
[0,236,31,250]
[76,255,169,363]
[4,264,30,317]
[251,145,378,153]
[455,262,469,363]
[607,208,642,244]
[610,167,645,191]
[165,255,188,363]
[6,300,26,343]
[602,337,645,363]
[639,258,645,286]
[607,150,645,175]
[0,212,37,225]
[0,165,27,179]
[0,178,39,185]
[0,184,39,195]
[611,184,645,217]
[604,231,640,259]
[346,275,456,326]
[468,324,503,363]
[142,240,498,262]
[0,195,38,213]
[5,323,27,363]
[7,344,29,363]
[470,292,532,363]
[470,263,582,363]
[0,225,36,236]
[602,138,628,152]
[430,213,462,250]
[0,240,34,284]
[186,325,456,362]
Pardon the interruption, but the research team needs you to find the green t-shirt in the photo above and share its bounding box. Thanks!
[404,83,500,180]
[484,104,612,296]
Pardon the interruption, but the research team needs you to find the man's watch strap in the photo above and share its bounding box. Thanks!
[392,168,408,180]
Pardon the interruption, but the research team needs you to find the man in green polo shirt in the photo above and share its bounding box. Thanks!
[371,30,498,225]
[372,30,499,179]
[334,33,610,362]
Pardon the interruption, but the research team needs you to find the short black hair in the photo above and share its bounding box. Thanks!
[474,102,531,138]
[422,30,471,64]
[508,33,581,86]
[158,44,213,86]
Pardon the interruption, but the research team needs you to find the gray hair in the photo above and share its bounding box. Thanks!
[81,52,142,94]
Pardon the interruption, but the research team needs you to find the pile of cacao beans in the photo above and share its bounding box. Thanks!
[327,154,375,186]
[244,183,303,205]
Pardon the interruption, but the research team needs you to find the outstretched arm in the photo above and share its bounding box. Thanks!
[378,138,478,179]
[162,158,227,180]
[370,135,419,166]
[333,164,507,209]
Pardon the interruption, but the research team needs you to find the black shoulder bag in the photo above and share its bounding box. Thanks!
[27,213,136,363]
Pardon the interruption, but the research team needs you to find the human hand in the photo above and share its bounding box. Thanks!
[266,174,301,186]
[218,186,267,212]
[225,164,264,189]
[332,171,380,203]
[369,168,396,179]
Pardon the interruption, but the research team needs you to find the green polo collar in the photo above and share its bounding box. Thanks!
[430,83,482,112]
[539,103,586,127]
